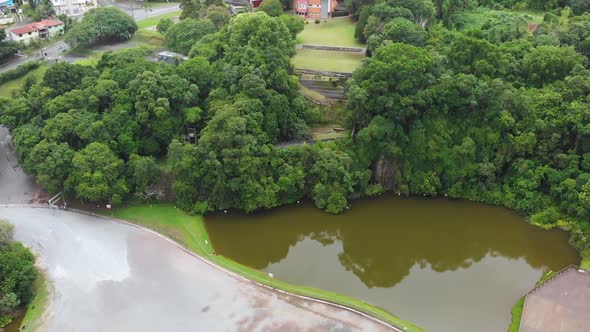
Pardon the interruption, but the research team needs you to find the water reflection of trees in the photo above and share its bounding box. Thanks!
[206,198,579,289]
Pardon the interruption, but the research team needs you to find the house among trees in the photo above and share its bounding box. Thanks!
[8,19,64,44]
[294,0,338,19]
[157,51,189,65]
[0,0,15,12]
[51,0,98,17]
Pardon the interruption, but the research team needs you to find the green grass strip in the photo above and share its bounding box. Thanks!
[581,248,590,269]
[297,18,364,47]
[19,271,50,331]
[293,49,365,73]
[136,10,181,29]
[0,65,48,98]
[108,204,423,332]
[507,296,525,332]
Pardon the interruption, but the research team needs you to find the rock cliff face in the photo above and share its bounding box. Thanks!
[373,154,397,191]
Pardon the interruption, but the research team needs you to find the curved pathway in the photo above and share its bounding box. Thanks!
[0,207,393,331]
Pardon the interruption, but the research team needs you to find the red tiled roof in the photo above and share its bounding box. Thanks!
[10,24,38,35]
[38,19,64,27]
[9,19,63,35]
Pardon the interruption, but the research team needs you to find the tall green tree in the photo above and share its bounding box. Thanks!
[0,220,37,328]
[258,0,284,16]
[179,0,202,19]
[165,18,216,54]
[65,8,137,48]
[66,142,128,204]
[224,12,297,94]
[348,42,437,128]
[521,45,585,87]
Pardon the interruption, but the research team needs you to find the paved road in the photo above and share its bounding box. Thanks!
[0,126,45,204]
[0,207,396,332]
[97,0,180,21]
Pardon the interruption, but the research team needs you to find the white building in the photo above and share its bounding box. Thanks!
[8,19,64,45]
[51,0,97,17]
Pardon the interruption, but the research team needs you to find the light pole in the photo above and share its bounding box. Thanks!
[130,0,135,20]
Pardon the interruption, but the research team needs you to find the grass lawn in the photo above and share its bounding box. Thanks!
[19,272,49,332]
[130,30,166,47]
[146,1,180,8]
[106,204,423,332]
[136,10,181,29]
[508,296,525,332]
[456,7,545,31]
[506,8,545,23]
[0,65,48,98]
[74,51,105,66]
[293,49,364,72]
[297,17,363,47]
[581,248,590,269]
[312,124,350,141]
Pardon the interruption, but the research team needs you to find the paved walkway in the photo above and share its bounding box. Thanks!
[520,266,590,332]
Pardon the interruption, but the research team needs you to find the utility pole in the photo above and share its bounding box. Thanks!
[130,0,135,20]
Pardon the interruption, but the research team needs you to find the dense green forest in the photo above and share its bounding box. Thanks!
[0,221,37,327]
[0,0,589,258]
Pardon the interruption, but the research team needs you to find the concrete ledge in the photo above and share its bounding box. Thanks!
[295,68,352,78]
[297,44,367,54]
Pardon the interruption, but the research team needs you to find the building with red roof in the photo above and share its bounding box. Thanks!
[8,19,64,45]
[295,0,339,19]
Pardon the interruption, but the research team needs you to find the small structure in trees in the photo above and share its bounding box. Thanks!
[156,51,189,65]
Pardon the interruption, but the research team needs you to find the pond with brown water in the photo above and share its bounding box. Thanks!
[205,196,580,332]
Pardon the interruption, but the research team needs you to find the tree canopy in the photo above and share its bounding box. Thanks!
[65,7,137,48]
[258,0,284,17]
[165,18,216,54]
[0,220,37,328]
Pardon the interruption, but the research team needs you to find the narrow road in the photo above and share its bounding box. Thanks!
[97,0,180,21]
[0,126,45,204]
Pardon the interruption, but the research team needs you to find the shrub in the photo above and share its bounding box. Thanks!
[193,201,211,215]
[530,207,561,229]
[65,7,137,48]
[156,18,174,34]
[0,61,42,85]
[314,19,320,24]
